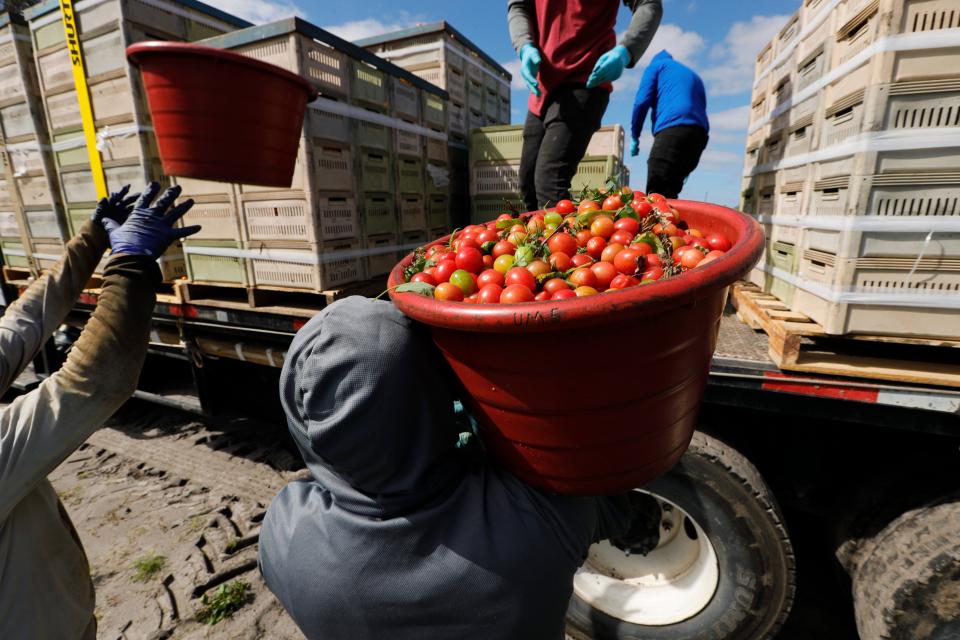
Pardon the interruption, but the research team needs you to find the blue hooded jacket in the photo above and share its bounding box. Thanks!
[631,50,709,141]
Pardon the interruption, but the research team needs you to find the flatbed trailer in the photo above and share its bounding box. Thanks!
[5,273,959,639]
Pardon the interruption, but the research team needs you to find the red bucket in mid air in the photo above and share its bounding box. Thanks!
[126,42,316,188]
[389,201,764,496]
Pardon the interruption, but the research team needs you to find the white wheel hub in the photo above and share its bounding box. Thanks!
[573,492,720,626]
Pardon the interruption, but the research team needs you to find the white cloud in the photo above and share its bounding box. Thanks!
[500,59,527,91]
[700,14,790,96]
[322,18,418,42]
[709,104,749,131]
[698,148,742,169]
[613,23,706,94]
[201,0,301,24]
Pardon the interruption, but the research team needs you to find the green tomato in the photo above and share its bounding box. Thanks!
[493,254,515,274]
[513,245,534,267]
[545,223,558,233]
[544,212,563,227]
[449,269,476,295]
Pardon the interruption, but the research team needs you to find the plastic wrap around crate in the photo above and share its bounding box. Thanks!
[359,151,393,193]
[423,93,446,130]
[803,226,960,260]
[0,239,30,268]
[60,163,152,205]
[242,193,359,243]
[427,195,448,229]
[232,32,349,98]
[307,102,351,144]
[425,162,450,196]
[351,60,388,109]
[399,195,426,232]
[360,193,397,236]
[24,209,64,240]
[246,241,364,291]
[390,78,419,120]
[184,240,248,285]
[395,125,421,157]
[179,199,242,241]
[364,233,399,277]
[397,158,424,195]
[355,116,391,152]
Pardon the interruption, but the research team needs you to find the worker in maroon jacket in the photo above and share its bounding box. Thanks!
[508,0,662,211]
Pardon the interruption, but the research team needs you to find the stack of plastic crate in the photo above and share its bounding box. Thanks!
[741,0,960,338]
[23,0,249,281]
[468,124,625,223]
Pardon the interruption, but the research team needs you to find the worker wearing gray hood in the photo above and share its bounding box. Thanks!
[259,296,651,638]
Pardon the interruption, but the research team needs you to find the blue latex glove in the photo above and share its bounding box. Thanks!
[100,182,200,258]
[586,45,631,89]
[91,184,139,230]
[629,138,640,157]
[519,44,541,97]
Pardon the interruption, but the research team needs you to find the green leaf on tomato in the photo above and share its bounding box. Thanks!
[394,282,436,297]
[481,240,496,254]
[634,231,663,253]
[495,218,523,230]
[513,245,534,267]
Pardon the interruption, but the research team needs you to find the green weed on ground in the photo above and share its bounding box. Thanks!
[132,554,166,582]
[197,580,250,625]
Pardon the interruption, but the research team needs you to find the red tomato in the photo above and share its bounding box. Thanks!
[424,266,438,278]
[464,294,479,303]
[434,282,464,301]
[575,229,593,248]
[500,284,535,303]
[613,218,640,236]
[631,241,654,256]
[631,200,653,217]
[449,269,477,295]
[526,259,551,279]
[653,222,680,237]
[457,237,481,252]
[613,248,642,274]
[543,278,570,294]
[505,267,536,291]
[551,289,577,300]
[645,253,662,268]
[667,236,685,250]
[477,229,499,245]
[687,228,704,238]
[492,241,516,258]
[534,291,552,302]
[590,215,615,239]
[672,246,692,263]
[649,193,667,205]
[574,286,599,297]
[411,272,436,286]
[681,249,705,269]
[464,225,484,235]
[698,249,725,267]
[571,253,594,267]
[556,199,576,214]
[577,200,600,214]
[569,267,598,288]
[600,242,624,263]
[609,229,634,246]
[437,251,456,263]
[482,254,494,268]
[707,234,732,252]
[477,269,505,288]
[496,213,514,222]
[632,191,647,200]
[590,261,618,289]
[642,266,664,281]
[435,260,459,283]
[478,283,503,304]
[549,252,572,272]
[602,194,624,211]
[547,232,578,257]
[690,238,710,250]
[610,274,640,289]
[586,236,607,260]
[455,247,484,273]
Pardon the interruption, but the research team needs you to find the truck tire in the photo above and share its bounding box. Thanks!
[566,432,795,640]
[850,495,960,639]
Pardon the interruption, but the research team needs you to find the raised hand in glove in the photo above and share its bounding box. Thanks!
[91,184,139,230]
[629,138,640,157]
[99,182,200,258]
[519,44,542,97]
[586,45,631,88]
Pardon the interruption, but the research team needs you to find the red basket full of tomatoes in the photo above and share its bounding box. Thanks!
[389,187,764,495]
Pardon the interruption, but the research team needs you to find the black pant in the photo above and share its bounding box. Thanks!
[519,85,610,211]
[646,125,709,199]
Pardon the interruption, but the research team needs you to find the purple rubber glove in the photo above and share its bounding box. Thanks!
[586,45,631,88]
[100,182,200,258]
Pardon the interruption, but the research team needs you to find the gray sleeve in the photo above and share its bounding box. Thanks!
[620,0,663,67]
[507,0,536,52]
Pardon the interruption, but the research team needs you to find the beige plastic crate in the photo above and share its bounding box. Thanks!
[808,174,851,216]
[60,162,152,205]
[390,77,419,120]
[858,175,960,217]
[471,161,521,196]
[448,101,466,137]
[30,239,65,272]
[803,226,960,259]
[306,101,352,144]
[240,192,358,244]
[399,195,426,232]
[15,173,56,207]
[173,175,237,200]
[393,125,420,158]
[0,210,20,238]
[406,61,466,104]
[585,125,625,159]
[246,240,364,291]
[314,142,353,187]
[178,198,242,241]
[755,40,774,78]
[364,233,399,277]
[230,31,349,98]
[425,137,448,163]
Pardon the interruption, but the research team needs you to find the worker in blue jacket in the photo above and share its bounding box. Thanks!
[630,50,709,198]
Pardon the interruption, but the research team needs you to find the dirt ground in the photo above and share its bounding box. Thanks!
[48,405,306,640]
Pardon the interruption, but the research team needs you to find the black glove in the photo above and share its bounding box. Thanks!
[100,182,200,258]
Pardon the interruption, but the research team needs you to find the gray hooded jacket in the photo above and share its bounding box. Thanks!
[259,297,630,639]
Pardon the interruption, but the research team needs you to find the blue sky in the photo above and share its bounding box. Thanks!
[206,0,802,207]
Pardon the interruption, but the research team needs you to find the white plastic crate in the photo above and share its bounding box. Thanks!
[0,210,20,237]
[231,31,349,97]
[364,233,399,277]
[241,193,358,243]
[399,195,425,232]
[179,198,242,241]
[0,63,25,103]
[803,226,960,259]
[832,2,879,68]
[173,175,236,199]
[808,175,851,216]
[15,174,56,207]
[246,241,364,291]
[24,208,62,239]
[0,101,34,139]
[585,125,625,159]
[60,163,148,204]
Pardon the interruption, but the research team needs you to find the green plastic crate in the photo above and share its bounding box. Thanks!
[423,93,446,130]
[397,157,423,195]
[470,195,522,225]
[470,125,523,162]
[361,193,397,237]
[570,156,621,193]
[351,60,387,109]
[359,151,393,193]
[763,240,798,306]
[355,117,391,152]
[53,131,89,168]
[184,240,248,285]
[67,206,96,236]
[33,20,63,51]
[427,195,449,229]
[0,239,30,268]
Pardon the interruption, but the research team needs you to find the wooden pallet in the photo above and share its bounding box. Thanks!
[2,265,34,285]
[731,282,960,388]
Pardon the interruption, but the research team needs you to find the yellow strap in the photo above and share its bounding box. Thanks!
[59,0,107,199]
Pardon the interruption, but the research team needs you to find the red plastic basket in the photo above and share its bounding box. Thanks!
[389,201,764,495]
[127,42,316,188]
